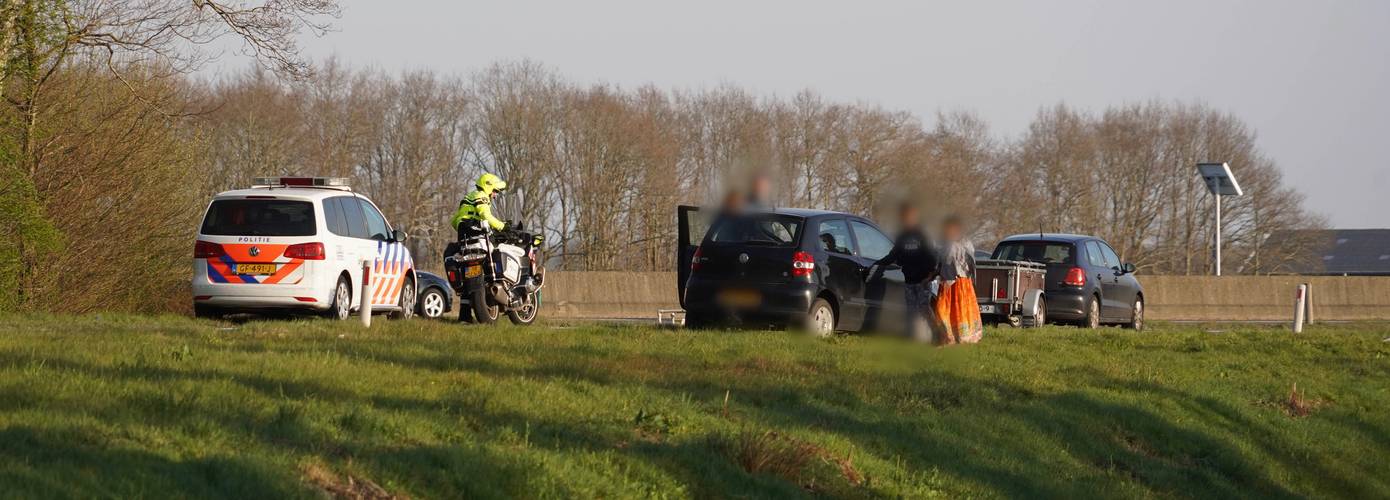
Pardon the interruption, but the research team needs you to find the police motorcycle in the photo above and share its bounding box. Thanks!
[443,220,544,325]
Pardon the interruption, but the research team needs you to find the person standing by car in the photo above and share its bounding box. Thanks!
[935,215,983,344]
[866,202,940,342]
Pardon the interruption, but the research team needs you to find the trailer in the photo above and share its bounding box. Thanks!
[974,259,1047,327]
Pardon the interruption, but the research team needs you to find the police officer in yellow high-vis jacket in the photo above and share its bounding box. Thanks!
[452,173,508,237]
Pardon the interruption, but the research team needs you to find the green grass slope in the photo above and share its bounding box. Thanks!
[0,315,1386,498]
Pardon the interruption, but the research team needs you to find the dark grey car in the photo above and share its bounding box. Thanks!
[415,271,454,319]
[991,234,1144,330]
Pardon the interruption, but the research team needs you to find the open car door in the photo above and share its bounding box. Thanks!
[676,205,706,308]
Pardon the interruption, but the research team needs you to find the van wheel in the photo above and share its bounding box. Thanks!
[472,288,499,325]
[193,304,222,320]
[325,277,352,320]
[1125,298,1144,331]
[389,278,416,320]
[1080,296,1100,329]
[803,298,836,337]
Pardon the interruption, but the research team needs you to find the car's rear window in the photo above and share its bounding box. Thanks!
[993,241,1075,265]
[200,199,316,236]
[706,214,802,247]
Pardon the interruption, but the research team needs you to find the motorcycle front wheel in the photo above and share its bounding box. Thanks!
[507,291,539,325]
[471,288,500,325]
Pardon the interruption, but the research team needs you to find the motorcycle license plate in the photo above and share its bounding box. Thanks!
[234,263,276,275]
[463,264,483,278]
[979,304,996,314]
[717,288,761,308]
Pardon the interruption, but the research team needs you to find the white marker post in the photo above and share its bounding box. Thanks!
[1304,283,1314,325]
[1292,284,1307,333]
[360,260,373,327]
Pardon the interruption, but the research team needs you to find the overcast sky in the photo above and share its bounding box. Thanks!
[223,0,1389,228]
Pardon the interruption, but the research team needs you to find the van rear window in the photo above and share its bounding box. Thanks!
[200,199,316,236]
[707,214,801,246]
[993,241,1075,265]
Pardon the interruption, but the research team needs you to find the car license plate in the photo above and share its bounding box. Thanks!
[464,264,483,278]
[234,263,276,275]
[979,304,996,314]
[717,288,761,308]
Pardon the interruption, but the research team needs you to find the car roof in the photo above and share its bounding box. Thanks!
[750,207,857,218]
[998,233,1095,244]
[213,187,361,201]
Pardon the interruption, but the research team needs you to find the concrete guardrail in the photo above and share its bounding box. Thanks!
[539,272,1390,322]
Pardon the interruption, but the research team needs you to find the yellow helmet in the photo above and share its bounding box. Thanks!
[477,172,507,194]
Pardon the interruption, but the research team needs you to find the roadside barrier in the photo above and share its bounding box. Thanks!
[534,272,1390,322]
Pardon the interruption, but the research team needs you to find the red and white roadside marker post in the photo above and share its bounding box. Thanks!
[1292,283,1307,333]
[361,260,373,328]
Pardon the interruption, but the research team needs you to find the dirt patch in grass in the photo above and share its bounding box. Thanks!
[302,463,399,500]
[1255,382,1330,418]
[713,429,865,493]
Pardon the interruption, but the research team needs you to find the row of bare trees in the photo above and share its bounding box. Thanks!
[197,61,1324,279]
[0,0,1323,312]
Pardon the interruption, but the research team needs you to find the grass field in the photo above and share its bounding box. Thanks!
[0,315,1387,499]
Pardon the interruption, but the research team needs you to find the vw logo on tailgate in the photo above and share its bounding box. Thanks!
[738,253,749,264]
[249,246,260,257]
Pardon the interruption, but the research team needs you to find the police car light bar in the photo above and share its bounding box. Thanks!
[252,176,351,189]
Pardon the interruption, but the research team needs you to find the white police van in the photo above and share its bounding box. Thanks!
[192,177,416,320]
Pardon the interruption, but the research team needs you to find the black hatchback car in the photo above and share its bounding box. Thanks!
[991,234,1144,329]
[677,206,907,335]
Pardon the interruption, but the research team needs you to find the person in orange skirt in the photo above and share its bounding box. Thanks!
[934,215,983,344]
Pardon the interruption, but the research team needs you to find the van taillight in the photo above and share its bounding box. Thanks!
[285,242,326,260]
[1063,267,1086,286]
[194,240,225,259]
[791,251,815,277]
[691,246,703,271]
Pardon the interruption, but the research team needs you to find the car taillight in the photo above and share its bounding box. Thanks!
[1063,267,1086,286]
[691,246,703,272]
[285,242,326,260]
[791,251,815,278]
[194,240,225,259]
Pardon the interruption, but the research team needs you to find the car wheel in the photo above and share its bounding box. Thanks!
[1125,298,1144,331]
[1080,295,1100,329]
[419,288,447,319]
[803,298,836,337]
[1022,297,1046,328]
[684,312,714,329]
[389,278,416,320]
[324,276,352,321]
[506,291,539,325]
[471,288,499,325]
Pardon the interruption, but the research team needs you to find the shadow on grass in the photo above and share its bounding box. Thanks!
[0,426,308,499]
[0,333,1383,498]
[349,342,1349,498]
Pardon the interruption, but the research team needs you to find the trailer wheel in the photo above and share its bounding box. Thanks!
[1022,297,1046,328]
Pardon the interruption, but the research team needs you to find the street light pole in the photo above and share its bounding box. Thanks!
[1214,192,1222,276]
[1197,162,1242,278]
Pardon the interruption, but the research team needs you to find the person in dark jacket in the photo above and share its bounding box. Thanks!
[866,202,941,341]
